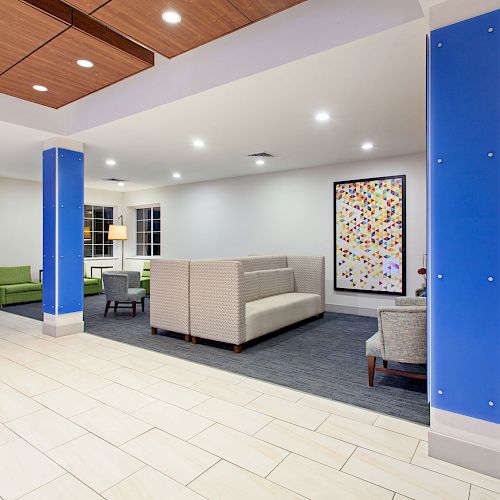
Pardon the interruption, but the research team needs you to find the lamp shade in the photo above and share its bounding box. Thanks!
[108,224,128,241]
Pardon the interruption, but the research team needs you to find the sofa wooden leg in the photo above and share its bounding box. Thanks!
[151,327,158,335]
[184,334,191,342]
[383,360,388,368]
[368,356,375,387]
[104,300,111,317]
[318,312,325,319]
[114,301,118,312]
[132,301,137,317]
[191,336,197,345]
[141,297,145,312]
[233,345,242,353]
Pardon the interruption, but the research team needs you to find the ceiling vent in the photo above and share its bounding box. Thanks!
[104,178,128,182]
[247,152,277,158]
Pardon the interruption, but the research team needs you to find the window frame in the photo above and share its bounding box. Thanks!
[84,204,115,259]
[135,205,161,257]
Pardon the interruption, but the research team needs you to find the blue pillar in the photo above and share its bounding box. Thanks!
[42,139,85,336]
[428,9,499,477]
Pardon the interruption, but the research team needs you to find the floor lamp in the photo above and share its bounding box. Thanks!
[108,215,128,270]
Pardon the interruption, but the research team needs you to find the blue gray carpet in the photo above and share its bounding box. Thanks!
[5,295,429,424]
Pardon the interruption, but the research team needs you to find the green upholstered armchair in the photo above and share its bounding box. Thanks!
[140,261,151,295]
[0,266,42,306]
[83,264,102,296]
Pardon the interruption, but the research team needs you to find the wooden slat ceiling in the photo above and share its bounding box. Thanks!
[0,1,154,108]
[0,0,70,74]
[229,0,305,22]
[0,0,304,108]
[61,0,107,13]
[92,0,306,58]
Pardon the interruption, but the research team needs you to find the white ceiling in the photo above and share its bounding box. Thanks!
[77,18,427,190]
[0,5,427,192]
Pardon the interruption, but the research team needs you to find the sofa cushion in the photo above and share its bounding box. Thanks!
[1,282,42,294]
[243,272,259,302]
[84,277,100,286]
[236,256,287,272]
[243,268,295,302]
[0,266,32,285]
[245,292,321,341]
[142,261,151,277]
[366,332,382,358]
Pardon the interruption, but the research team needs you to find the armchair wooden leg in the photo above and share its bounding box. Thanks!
[132,301,136,317]
[234,345,242,353]
[151,327,158,335]
[191,336,197,344]
[184,334,191,342]
[104,300,111,317]
[368,356,376,387]
[141,297,145,312]
[114,301,118,312]
[383,360,388,368]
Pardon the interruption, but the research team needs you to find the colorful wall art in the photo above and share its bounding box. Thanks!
[334,175,406,295]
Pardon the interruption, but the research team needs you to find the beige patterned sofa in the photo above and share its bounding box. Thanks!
[150,255,325,352]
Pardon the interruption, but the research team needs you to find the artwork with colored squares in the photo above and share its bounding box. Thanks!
[334,175,406,295]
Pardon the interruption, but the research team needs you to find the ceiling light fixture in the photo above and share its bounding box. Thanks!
[361,142,374,151]
[33,85,48,92]
[77,59,94,68]
[256,159,265,166]
[172,172,181,179]
[106,159,117,166]
[162,10,182,24]
[193,139,205,148]
[117,182,125,187]
[315,112,330,122]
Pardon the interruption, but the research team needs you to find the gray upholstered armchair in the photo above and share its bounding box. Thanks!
[366,297,427,386]
[103,271,146,317]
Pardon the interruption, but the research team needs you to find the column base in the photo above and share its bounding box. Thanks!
[429,408,500,479]
[43,312,84,337]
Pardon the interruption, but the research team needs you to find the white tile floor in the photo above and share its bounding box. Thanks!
[0,311,499,500]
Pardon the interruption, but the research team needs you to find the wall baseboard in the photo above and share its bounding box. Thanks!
[428,431,500,479]
[326,304,377,317]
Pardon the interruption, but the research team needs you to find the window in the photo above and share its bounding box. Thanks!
[84,205,114,258]
[136,206,160,256]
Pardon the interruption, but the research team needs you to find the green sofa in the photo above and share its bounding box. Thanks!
[0,266,42,306]
[84,265,102,296]
[140,261,150,295]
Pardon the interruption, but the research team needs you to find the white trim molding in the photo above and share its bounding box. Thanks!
[429,408,500,479]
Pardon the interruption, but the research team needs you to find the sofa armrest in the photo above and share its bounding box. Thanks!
[0,287,5,305]
[190,260,246,345]
[287,256,325,312]
[150,260,190,335]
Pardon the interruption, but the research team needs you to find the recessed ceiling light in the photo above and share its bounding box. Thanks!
[172,172,181,179]
[315,112,330,122]
[193,139,205,148]
[77,59,94,68]
[256,159,265,166]
[106,159,117,166]
[361,142,374,151]
[162,10,181,24]
[33,85,48,92]
[117,182,125,187]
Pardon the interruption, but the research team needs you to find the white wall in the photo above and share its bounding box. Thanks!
[1,153,426,313]
[123,153,426,315]
[0,178,43,281]
[0,177,125,280]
